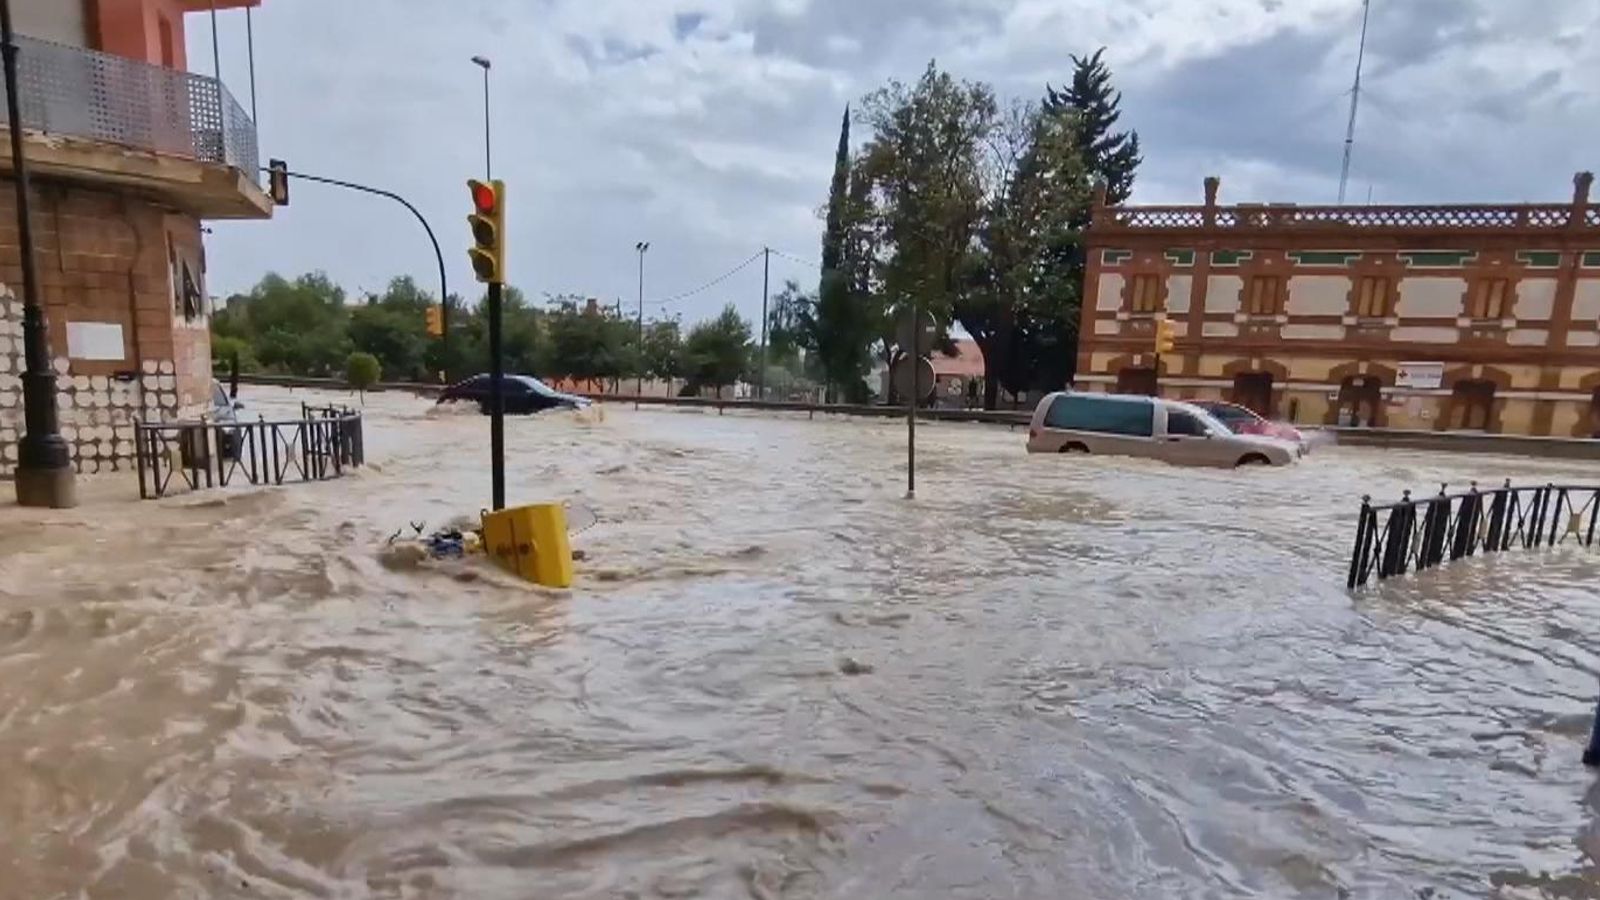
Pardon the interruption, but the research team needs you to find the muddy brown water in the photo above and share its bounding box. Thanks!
[4,388,1600,899]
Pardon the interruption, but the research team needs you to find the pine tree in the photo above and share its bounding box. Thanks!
[1045,48,1141,205]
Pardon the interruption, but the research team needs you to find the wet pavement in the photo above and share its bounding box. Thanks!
[3,387,1600,899]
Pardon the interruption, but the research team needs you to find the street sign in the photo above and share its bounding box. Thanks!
[896,309,938,357]
[892,354,936,402]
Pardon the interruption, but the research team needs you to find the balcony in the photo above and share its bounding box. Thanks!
[0,34,270,219]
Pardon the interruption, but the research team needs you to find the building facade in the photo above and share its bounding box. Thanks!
[0,0,268,477]
[1076,173,1600,437]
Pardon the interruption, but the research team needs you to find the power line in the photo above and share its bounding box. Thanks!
[644,250,766,307]
[768,248,820,269]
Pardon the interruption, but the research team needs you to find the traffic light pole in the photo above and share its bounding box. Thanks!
[266,168,450,343]
[488,280,506,511]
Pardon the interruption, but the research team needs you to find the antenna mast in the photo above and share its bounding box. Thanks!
[1337,0,1372,204]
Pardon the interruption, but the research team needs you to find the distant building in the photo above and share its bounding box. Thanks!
[1076,173,1600,436]
[0,0,270,477]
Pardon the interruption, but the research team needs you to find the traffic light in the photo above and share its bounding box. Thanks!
[425,305,443,337]
[267,158,289,206]
[1154,317,1176,355]
[467,179,506,284]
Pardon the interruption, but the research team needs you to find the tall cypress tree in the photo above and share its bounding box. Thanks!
[820,106,850,274]
[1045,48,1141,205]
[812,106,871,401]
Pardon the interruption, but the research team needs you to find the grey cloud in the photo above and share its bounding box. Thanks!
[196,0,1600,329]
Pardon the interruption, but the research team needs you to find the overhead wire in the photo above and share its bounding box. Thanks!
[644,250,766,308]
[768,248,820,270]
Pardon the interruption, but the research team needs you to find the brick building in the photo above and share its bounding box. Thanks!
[0,0,268,478]
[1076,173,1600,437]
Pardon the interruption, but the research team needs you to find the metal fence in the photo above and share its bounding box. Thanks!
[134,406,363,500]
[1,33,258,175]
[1348,482,1600,588]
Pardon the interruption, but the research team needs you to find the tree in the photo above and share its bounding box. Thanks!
[1039,49,1142,388]
[860,62,996,329]
[345,351,381,402]
[641,318,684,391]
[1044,48,1141,206]
[964,102,1091,406]
[811,106,875,403]
[684,305,750,397]
[544,298,631,389]
[210,335,257,374]
[229,272,351,376]
[765,280,812,369]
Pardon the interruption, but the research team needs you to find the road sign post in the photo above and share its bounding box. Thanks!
[898,304,936,500]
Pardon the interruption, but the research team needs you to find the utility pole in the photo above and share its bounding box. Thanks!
[758,246,770,400]
[635,241,649,408]
[3,0,74,507]
[1338,0,1372,204]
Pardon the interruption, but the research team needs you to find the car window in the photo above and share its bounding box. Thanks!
[1167,410,1207,436]
[1045,395,1153,437]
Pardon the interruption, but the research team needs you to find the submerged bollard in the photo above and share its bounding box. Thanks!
[1585,694,1600,767]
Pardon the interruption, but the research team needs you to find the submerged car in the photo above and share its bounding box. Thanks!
[1191,400,1307,448]
[437,374,591,415]
[1027,392,1298,467]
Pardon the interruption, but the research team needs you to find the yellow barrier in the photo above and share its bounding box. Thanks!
[481,503,575,588]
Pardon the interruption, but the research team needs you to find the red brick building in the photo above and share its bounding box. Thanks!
[1076,173,1600,436]
[0,0,269,477]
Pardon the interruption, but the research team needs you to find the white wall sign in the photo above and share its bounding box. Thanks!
[65,322,125,361]
[1396,361,1444,390]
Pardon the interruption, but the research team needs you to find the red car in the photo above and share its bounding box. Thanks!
[1192,400,1306,447]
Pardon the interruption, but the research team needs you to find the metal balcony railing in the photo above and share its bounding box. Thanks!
[0,34,258,176]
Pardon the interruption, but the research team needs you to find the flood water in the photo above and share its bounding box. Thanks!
[5,387,1600,899]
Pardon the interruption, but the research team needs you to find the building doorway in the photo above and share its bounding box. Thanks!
[1231,372,1275,417]
[1334,375,1382,427]
[1115,367,1158,396]
[1447,380,1496,431]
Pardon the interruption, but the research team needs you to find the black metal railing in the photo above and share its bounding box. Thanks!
[134,406,363,500]
[1348,481,1600,588]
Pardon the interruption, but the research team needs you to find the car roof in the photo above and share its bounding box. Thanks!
[1054,391,1152,403]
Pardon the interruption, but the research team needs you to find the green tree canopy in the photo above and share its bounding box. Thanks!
[345,351,381,401]
[641,318,684,385]
[544,298,633,386]
[684,305,751,396]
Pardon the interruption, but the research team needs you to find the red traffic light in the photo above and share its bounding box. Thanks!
[470,180,498,214]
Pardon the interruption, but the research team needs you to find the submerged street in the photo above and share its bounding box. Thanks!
[4,388,1600,898]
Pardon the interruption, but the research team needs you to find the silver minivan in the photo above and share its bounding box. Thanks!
[1027,392,1298,467]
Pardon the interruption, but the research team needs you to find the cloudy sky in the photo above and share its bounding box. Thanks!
[193,0,1600,326]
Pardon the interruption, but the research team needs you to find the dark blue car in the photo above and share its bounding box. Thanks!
[436,374,591,415]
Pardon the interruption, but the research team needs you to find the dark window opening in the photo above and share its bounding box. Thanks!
[1448,380,1495,431]
[1115,366,1158,397]
[1232,372,1275,418]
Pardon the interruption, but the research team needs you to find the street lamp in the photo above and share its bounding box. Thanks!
[470,55,491,179]
[1,0,73,507]
[634,242,649,407]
